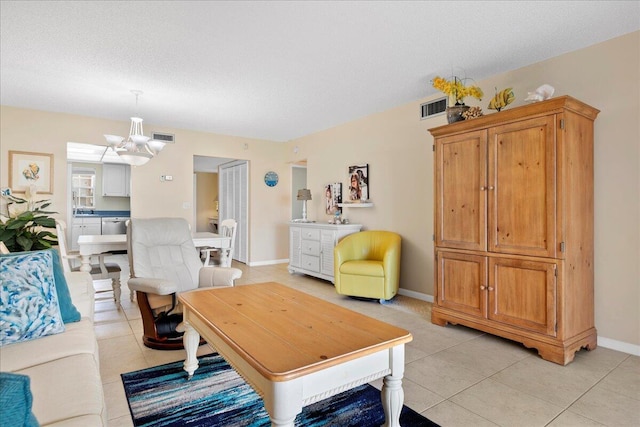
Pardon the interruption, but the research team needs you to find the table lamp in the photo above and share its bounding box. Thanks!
[297,189,312,222]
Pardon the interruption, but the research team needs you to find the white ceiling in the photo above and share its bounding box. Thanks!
[1,1,638,142]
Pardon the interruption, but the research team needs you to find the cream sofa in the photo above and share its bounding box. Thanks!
[0,271,106,426]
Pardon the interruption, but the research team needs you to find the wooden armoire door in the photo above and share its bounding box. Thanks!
[488,257,557,336]
[435,129,487,251]
[436,251,487,318]
[487,116,556,258]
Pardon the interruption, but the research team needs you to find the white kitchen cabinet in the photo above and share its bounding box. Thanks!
[288,222,362,282]
[70,217,101,251]
[102,163,130,197]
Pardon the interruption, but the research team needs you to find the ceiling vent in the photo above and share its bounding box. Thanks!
[420,97,448,119]
[152,132,175,143]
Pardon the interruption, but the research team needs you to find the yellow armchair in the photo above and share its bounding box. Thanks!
[334,230,401,302]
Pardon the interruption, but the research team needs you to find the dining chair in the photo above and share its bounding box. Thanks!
[55,219,125,307]
[201,218,237,267]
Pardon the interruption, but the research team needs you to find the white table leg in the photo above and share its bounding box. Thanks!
[182,321,200,378]
[263,380,302,427]
[79,254,92,273]
[219,248,229,267]
[381,345,405,427]
[112,277,121,307]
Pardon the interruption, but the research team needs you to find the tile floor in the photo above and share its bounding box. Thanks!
[97,255,639,427]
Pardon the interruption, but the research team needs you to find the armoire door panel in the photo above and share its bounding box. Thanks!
[436,130,487,251]
[488,116,556,257]
[437,251,487,318]
[488,258,556,336]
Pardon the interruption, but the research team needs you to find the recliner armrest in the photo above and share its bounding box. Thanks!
[198,267,242,287]
[128,277,178,295]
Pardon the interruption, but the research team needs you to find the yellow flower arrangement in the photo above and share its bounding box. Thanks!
[432,76,483,106]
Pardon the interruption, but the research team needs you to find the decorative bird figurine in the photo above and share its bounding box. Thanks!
[488,87,515,112]
[525,84,555,102]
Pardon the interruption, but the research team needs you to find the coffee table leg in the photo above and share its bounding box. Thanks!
[263,381,302,427]
[381,345,405,427]
[182,321,200,379]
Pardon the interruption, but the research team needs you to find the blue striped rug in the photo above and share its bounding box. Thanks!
[122,353,438,427]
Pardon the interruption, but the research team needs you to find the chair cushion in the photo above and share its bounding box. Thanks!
[0,250,66,345]
[0,372,39,427]
[72,262,121,275]
[130,218,202,293]
[340,260,385,277]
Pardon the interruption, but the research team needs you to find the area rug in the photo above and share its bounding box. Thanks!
[122,353,439,427]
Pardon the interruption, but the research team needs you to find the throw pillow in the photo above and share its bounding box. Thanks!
[50,249,81,323]
[0,250,65,346]
[0,372,40,427]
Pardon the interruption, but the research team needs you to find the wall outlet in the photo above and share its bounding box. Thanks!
[160,175,173,181]
[182,202,191,210]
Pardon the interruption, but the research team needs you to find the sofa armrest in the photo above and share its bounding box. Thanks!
[128,277,178,295]
[198,267,242,287]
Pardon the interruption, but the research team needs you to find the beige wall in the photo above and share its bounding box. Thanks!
[0,107,290,264]
[286,31,640,348]
[0,31,637,349]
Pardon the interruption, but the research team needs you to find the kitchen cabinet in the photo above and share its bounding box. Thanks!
[72,173,95,208]
[289,222,362,282]
[430,96,599,365]
[102,163,130,197]
[70,217,101,251]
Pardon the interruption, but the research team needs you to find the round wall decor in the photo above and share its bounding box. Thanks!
[264,171,279,187]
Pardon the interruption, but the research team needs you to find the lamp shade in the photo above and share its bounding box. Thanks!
[297,189,312,201]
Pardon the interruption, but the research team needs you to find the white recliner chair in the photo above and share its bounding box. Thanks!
[127,217,242,350]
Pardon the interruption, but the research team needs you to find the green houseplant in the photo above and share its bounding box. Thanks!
[0,186,58,252]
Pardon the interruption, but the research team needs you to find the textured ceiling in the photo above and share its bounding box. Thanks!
[1,1,638,142]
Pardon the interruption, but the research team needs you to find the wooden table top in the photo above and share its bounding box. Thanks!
[178,282,412,382]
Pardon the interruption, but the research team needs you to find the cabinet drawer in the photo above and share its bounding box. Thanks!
[301,239,320,256]
[301,254,320,272]
[301,229,320,241]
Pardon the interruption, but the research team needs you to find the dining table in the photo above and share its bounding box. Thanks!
[77,231,231,273]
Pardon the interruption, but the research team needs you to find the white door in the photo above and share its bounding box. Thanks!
[219,160,248,263]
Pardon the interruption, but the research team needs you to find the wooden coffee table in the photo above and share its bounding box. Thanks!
[178,282,413,427]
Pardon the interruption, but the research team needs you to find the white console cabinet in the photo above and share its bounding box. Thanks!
[288,222,362,282]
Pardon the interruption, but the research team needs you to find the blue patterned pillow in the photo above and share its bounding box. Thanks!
[50,249,81,323]
[0,250,65,346]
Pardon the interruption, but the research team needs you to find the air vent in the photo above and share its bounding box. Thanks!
[152,132,175,143]
[420,97,448,119]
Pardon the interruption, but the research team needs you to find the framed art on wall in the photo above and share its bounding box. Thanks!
[8,151,54,194]
[325,183,342,215]
[348,164,368,201]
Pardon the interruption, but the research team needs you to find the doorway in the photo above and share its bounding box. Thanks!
[291,162,307,220]
[194,155,248,264]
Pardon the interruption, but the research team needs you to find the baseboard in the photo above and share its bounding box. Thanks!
[393,290,639,357]
[397,288,434,303]
[597,336,640,356]
[247,259,289,267]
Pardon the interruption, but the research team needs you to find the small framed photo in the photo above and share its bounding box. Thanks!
[325,183,342,215]
[348,164,369,201]
[8,151,54,194]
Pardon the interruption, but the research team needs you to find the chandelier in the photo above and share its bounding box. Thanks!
[104,90,165,166]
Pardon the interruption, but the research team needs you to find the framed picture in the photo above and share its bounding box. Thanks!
[348,164,369,201]
[8,151,54,194]
[325,183,342,215]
